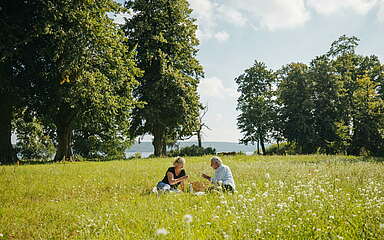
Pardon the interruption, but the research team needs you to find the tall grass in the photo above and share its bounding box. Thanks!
[1,155,383,239]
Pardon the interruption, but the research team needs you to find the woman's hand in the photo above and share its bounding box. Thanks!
[181,175,189,181]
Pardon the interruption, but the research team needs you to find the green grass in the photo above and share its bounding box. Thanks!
[1,155,384,239]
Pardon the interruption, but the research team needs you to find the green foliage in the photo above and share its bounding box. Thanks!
[168,145,216,157]
[2,0,141,162]
[236,61,277,154]
[238,35,384,157]
[349,73,384,155]
[14,116,55,160]
[264,142,298,155]
[124,0,204,156]
[277,63,316,153]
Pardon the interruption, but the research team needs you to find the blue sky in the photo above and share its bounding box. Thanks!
[118,0,384,143]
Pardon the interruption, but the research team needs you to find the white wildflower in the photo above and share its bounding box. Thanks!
[380,223,384,229]
[329,216,335,219]
[183,214,193,223]
[265,173,270,179]
[156,228,169,235]
[255,229,261,234]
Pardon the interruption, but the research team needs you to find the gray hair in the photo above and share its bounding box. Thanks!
[211,156,222,166]
[173,156,186,165]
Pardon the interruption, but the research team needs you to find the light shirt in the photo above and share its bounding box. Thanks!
[211,164,236,189]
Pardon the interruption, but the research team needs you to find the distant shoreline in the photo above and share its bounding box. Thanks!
[126,141,268,153]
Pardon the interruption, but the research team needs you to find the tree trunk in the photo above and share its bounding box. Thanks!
[54,123,73,162]
[197,129,202,148]
[256,140,260,155]
[260,134,266,155]
[161,141,167,156]
[153,129,164,157]
[0,96,18,164]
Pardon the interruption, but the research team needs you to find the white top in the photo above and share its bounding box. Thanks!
[211,164,236,189]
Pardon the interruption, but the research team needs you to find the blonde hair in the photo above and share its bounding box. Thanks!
[211,156,222,166]
[173,156,186,166]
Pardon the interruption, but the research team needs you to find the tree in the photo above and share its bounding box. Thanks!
[13,113,55,160]
[349,73,384,155]
[0,0,54,164]
[196,105,210,148]
[277,63,316,153]
[328,35,384,155]
[2,0,141,162]
[236,61,276,155]
[124,0,204,156]
[308,55,341,153]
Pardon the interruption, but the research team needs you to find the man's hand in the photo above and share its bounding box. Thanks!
[201,173,211,180]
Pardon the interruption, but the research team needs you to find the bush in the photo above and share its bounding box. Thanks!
[14,117,55,160]
[168,145,216,157]
[265,142,298,155]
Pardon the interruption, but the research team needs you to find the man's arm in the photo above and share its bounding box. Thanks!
[201,173,211,180]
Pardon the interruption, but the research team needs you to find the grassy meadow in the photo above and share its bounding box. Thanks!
[1,155,384,239]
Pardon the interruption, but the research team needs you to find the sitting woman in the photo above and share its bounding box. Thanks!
[157,157,189,192]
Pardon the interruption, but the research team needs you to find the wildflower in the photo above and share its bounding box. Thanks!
[0,233,3,238]
[265,173,270,179]
[220,200,228,205]
[207,222,212,225]
[156,228,169,235]
[329,216,335,219]
[183,214,193,223]
[380,223,384,229]
[255,229,261,234]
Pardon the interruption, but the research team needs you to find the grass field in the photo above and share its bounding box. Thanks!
[1,155,384,239]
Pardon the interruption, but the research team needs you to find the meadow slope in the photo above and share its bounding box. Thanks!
[1,155,384,239]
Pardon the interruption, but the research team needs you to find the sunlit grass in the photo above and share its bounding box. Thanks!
[1,155,384,239]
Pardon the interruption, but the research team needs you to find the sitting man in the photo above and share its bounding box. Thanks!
[201,156,236,192]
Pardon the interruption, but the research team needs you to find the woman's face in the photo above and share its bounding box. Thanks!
[175,162,184,169]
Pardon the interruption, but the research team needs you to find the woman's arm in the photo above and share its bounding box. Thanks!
[167,171,188,185]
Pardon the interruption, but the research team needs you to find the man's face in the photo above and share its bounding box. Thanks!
[210,160,219,169]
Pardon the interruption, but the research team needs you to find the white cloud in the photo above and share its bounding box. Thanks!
[307,0,378,15]
[189,0,384,37]
[217,5,248,26]
[111,12,132,25]
[378,0,384,22]
[214,31,230,42]
[215,113,223,121]
[230,0,310,31]
[199,77,239,99]
[189,0,218,41]
[189,0,310,35]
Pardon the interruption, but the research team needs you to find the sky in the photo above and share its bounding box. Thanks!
[117,0,384,143]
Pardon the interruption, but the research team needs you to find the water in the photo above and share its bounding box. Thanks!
[125,151,254,158]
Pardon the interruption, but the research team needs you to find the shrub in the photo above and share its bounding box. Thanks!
[168,145,216,157]
[265,142,298,155]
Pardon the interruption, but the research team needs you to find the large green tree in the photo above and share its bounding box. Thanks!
[0,0,49,164]
[308,55,341,153]
[1,0,140,162]
[236,61,276,155]
[124,0,204,156]
[277,63,316,153]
